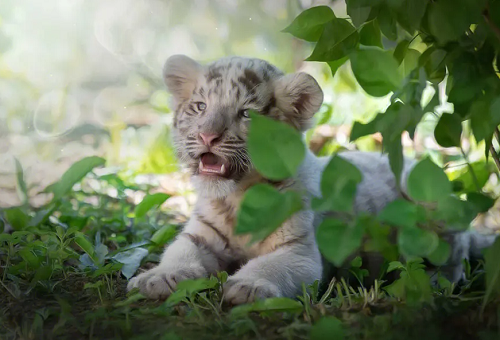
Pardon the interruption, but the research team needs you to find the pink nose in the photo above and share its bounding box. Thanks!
[199,133,220,146]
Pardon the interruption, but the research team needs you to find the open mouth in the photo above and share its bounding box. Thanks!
[198,153,229,177]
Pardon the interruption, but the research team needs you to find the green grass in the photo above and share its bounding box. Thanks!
[1,161,499,340]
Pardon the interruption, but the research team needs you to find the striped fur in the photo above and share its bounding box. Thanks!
[163,55,322,199]
[127,56,493,304]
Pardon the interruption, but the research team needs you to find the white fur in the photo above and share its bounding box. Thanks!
[128,56,496,304]
[128,149,408,302]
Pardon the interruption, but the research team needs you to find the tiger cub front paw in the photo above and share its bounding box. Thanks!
[127,265,207,300]
[223,277,282,305]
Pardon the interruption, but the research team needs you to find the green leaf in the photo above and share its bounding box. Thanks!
[419,48,447,84]
[176,277,218,294]
[398,227,439,257]
[386,261,432,304]
[434,196,477,231]
[163,332,182,340]
[395,0,428,33]
[312,155,363,213]
[311,317,344,340]
[112,248,149,279]
[449,161,492,193]
[387,261,404,273]
[19,248,42,268]
[491,1,500,30]
[393,39,410,64]
[150,225,177,246]
[365,221,399,261]
[352,103,413,184]
[327,57,349,78]
[282,6,335,42]
[92,263,123,278]
[470,96,500,144]
[14,158,28,205]
[346,0,381,27]
[4,207,29,230]
[434,113,463,148]
[467,193,495,213]
[32,265,53,284]
[217,271,228,284]
[94,239,108,264]
[448,82,480,118]
[350,256,363,268]
[350,117,380,141]
[247,112,305,180]
[428,0,472,44]
[346,0,372,27]
[427,239,451,266]
[482,238,500,309]
[384,136,403,186]
[377,6,397,40]
[490,96,500,127]
[115,293,146,307]
[165,289,189,307]
[359,19,382,47]
[350,47,402,97]
[135,193,170,218]
[48,156,105,201]
[231,297,303,318]
[74,233,97,263]
[381,103,414,142]
[235,184,302,243]
[438,275,452,291]
[378,199,418,228]
[166,278,218,307]
[306,18,359,62]
[407,158,451,202]
[470,99,494,143]
[384,276,406,298]
[84,281,104,290]
[399,48,420,78]
[316,218,364,266]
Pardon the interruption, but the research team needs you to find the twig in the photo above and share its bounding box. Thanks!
[490,127,500,172]
[0,280,17,299]
[489,143,500,170]
[460,145,482,191]
[483,6,500,43]
[481,6,500,172]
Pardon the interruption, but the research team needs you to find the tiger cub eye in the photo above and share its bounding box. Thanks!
[239,109,249,118]
[196,102,207,111]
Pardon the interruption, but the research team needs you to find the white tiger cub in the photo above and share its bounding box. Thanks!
[127,55,495,304]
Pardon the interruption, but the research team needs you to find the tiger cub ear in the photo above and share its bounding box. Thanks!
[274,72,323,130]
[163,55,203,103]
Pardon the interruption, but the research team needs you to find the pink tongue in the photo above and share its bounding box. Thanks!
[201,153,221,169]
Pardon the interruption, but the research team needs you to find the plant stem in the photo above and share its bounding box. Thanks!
[460,145,482,191]
[483,6,500,43]
[490,128,500,172]
[0,280,17,298]
[482,7,500,172]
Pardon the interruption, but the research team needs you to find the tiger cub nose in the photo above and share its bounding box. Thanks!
[199,133,221,146]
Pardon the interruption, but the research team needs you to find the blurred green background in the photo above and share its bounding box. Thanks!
[0,0,496,225]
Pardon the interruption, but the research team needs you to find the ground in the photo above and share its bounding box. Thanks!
[0,167,499,340]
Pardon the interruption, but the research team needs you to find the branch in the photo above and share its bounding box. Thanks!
[481,6,500,172]
[460,145,482,191]
[489,144,500,172]
[483,6,500,43]
[491,127,500,172]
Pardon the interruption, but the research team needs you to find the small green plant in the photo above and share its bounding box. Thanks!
[2,1,500,339]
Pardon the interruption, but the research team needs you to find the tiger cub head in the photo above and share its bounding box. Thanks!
[164,55,323,198]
